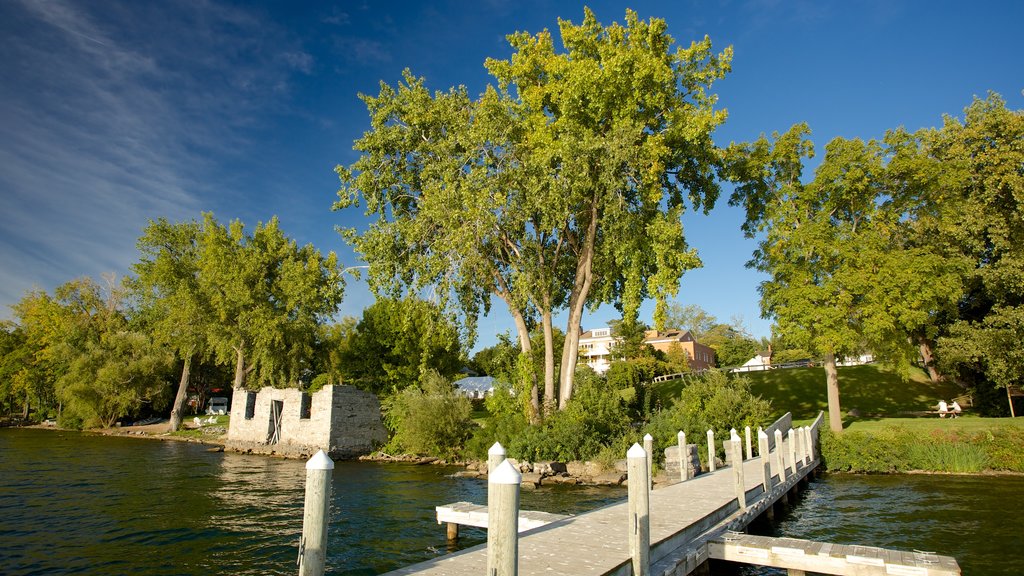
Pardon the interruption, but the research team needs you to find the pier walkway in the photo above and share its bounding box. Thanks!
[385,413,959,576]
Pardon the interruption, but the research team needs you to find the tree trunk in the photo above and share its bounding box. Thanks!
[558,201,598,409]
[233,345,246,390]
[824,351,842,432]
[168,353,194,432]
[22,391,29,420]
[917,335,941,382]
[542,308,556,417]
[510,309,540,423]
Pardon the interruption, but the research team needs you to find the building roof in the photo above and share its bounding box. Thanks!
[456,376,497,393]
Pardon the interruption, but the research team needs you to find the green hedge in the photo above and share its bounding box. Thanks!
[820,426,1024,473]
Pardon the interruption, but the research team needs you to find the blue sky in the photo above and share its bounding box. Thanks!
[1,0,1021,351]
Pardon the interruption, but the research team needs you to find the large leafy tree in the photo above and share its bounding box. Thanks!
[336,9,730,417]
[927,95,1024,411]
[729,124,962,431]
[338,297,462,395]
[131,218,211,431]
[199,214,345,392]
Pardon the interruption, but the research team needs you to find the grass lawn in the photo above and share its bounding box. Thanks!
[842,415,1024,433]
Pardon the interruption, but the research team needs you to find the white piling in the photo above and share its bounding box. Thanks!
[627,443,651,576]
[803,427,813,464]
[730,439,746,509]
[706,429,716,472]
[643,433,654,491]
[788,429,798,474]
[298,450,334,576]
[758,429,771,492]
[677,431,688,482]
[745,426,753,460]
[773,429,786,481]
[488,441,506,474]
[487,459,522,576]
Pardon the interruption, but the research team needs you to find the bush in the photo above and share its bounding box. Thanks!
[645,370,772,466]
[383,370,474,459]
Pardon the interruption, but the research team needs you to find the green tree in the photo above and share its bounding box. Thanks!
[926,95,1024,410]
[383,369,474,458]
[335,9,731,417]
[729,124,960,431]
[199,214,345,392]
[339,297,462,395]
[131,217,212,431]
[663,303,717,339]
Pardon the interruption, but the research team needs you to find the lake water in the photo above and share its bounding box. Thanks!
[2,428,1021,575]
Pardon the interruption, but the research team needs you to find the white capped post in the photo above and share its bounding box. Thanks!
[706,429,716,472]
[299,450,334,576]
[803,426,813,465]
[487,459,522,576]
[730,439,746,509]
[643,433,654,491]
[773,429,786,481]
[627,443,650,576]
[758,429,771,492]
[488,441,506,475]
[788,429,798,474]
[677,431,687,482]
[745,426,753,460]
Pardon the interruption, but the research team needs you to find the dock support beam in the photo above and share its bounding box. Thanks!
[627,443,651,576]
[298,450,334,576]
[488,460,522,576]
[788,429,797,475]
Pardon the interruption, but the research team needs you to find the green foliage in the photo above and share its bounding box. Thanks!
[335,9,732,410]
[605,359,660,419]
[646,370,771,464]
[339,297,462,395]
[820,425,1024,473]
[383,370,474,459]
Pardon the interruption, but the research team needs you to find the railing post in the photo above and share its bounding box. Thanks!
[677,431,688,482]
[643,433,654,491]
[730,438,746,509]
[298,450,334,576]
[745,426,753,461]
[706,429,716,472]
[758,429,770,492]
[773,429,786,481]
[488,459,522,576]
[803,427,813,464]
[627,443,650,576]
[488,441,506,474]
[788,429,797,474]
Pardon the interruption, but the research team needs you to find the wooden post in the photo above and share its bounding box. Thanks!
[487,459,522,576]
[298,450,334,576]
[731,439,746,509]
[803,427,813,464]
[677,431,687,482]
[627,443,650,576]
[488,441,506,474]
[773,429,786,481]
[745,426,752,460]
[643,433,654,491]
[788,429,797,475]
[706,430,716,472]
[758,429,771,492]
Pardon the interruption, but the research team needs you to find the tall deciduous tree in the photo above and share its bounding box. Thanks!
[335,9,730,416]
[131,218,210,431]
[729,123,962,432]
[199,214,345,392]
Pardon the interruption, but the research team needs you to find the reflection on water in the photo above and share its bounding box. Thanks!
[0,429,624,576]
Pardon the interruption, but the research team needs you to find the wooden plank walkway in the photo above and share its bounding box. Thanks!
[386,436,815,576]
[708,533,960,575]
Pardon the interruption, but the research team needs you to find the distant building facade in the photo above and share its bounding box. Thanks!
[456,376,497,399]
[577,327,716,373]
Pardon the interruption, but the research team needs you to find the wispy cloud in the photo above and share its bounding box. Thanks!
[0,0,310,314]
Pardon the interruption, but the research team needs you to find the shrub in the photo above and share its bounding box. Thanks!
[383,370,474,459]
[645,370,772,466]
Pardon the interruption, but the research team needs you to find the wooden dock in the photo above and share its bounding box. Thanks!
[385,413,960,576]
[435,501,569,532]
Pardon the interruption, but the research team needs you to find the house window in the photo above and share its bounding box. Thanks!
[593,329,609,337]
[300,392,312,420]
[244,391,257,420]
